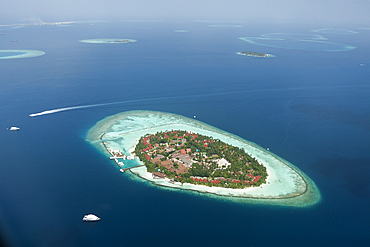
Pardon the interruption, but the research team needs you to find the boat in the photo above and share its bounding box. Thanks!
[82,214,100,221]
[9,127,20,131]
[120,169,124,173]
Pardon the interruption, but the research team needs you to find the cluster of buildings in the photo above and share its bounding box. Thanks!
[136,131,263,186]
[137,131,208,177]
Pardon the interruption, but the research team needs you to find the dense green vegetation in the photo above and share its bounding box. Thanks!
[134,130,267,188]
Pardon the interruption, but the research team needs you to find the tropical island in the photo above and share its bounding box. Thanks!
[237,51,274,57]
[86,110,320,207]
[135,130,267,188]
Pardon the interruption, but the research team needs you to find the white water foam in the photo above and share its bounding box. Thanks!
[29,104,106,117]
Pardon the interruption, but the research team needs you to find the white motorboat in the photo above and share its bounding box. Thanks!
[82,214,100,221]
[9,127,20,131]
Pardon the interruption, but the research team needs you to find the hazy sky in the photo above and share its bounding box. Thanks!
[1,0,369,25]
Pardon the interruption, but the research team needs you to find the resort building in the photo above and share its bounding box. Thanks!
[217,158,231,169]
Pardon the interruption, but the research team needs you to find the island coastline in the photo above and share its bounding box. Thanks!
[86,110,320,207]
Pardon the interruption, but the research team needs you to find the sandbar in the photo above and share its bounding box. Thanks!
[208,25,242,28]
[86,110,320,207]
[237,51,275,58]
[79,38,137,44]
[0,50,45,59]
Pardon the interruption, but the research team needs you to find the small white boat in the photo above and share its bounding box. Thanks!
[120,169,124,173]
[82,214,100,222]
[9,127,20,131]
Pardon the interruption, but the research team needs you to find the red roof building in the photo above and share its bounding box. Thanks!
[252,176,261,183]
[153,172,165,178]
[142,136,150,145]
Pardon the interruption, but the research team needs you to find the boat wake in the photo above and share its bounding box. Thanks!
[29,103,114,117]
[29,95,192,117]
[29,85,369,117]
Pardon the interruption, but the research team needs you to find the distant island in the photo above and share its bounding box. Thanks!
[0,21,75,27]
[86,111,320,207]
[134,130,267,188]
[237,51,274,57]
[106,40,135,43]
[0,50,45,59]
[79,38,137,44]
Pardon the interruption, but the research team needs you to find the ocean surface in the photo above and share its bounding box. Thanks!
[0,21,369,246]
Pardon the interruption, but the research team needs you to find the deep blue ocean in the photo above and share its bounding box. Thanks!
[0,21,369,246]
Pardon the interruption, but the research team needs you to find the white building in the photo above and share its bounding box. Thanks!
[217,158,231,169]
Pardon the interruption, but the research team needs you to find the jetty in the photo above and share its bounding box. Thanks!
[119,165,144,173]
[99,133,142,173]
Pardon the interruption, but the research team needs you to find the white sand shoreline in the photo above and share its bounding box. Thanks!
[129,165,272,195]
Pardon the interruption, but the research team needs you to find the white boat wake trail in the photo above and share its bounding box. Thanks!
[29,85,368,117]
[29,97,162,117]
[29,96,187,117]
[29,103,113,117]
